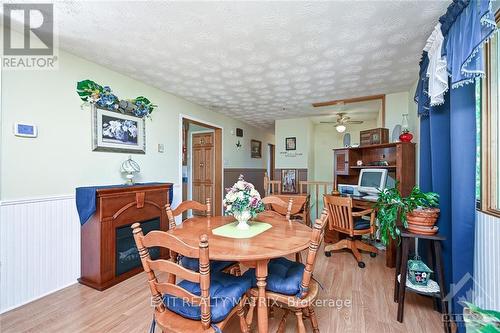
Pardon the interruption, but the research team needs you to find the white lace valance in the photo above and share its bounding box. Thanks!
[424,23,448,106]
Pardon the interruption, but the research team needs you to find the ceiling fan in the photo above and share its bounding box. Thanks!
[320,113,363,133]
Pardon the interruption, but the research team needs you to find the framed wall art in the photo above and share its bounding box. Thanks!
[251,139,262,158]
[281,169,297,194]
[91,105,146,154]
[285,137,296,150]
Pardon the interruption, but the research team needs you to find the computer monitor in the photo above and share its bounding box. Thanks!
[357,168,388,196]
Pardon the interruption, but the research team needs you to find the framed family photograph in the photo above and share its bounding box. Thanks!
[251,139,262,158]
[285,137,296,150]
[91,105,146,154]
[281,169,298,194]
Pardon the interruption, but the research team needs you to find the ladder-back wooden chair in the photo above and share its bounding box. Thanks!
[258,195,305,262]
[244,209,329,333]
[131,224,251,333]
[257,195,294,222]
[166,199,240,275]
[264,172,282,195]
[323,195,378,268]
[272,194,311,227]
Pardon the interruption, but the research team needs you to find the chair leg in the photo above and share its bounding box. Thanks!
[245,296,256,329]
[354,240,378,255]
[276,309,289,333]
[294,310,306,333]
[350,241,362,262]
[324,239,348,253]
[308,306,320,333]
[237,297,249,333]
[295,251,302,263]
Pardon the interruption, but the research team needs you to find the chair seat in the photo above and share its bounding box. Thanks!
[163,271,251,323]
[244,257,305,296]
[248,278,320,308]
[180,256,237,272]
[354,217,371,230]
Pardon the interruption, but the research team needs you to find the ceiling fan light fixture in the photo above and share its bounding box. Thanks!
[336,124,346,133]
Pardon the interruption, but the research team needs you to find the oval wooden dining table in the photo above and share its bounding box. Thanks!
[168,215,312,333]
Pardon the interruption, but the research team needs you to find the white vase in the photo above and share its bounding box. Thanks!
[234,210,252,230]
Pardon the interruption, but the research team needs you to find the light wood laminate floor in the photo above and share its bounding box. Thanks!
[0,245,445,332]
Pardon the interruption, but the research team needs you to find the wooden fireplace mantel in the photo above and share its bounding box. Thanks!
[79,183,172,290]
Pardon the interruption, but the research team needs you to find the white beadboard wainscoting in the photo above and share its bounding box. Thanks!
[474,212,500,311]
[0,195,81,314]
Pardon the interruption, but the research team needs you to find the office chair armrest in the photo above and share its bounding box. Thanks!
[352,208,373,217]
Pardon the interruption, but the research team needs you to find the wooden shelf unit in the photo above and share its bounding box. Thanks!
[333,142,416,197]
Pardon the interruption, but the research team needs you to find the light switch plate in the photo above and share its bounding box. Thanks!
[158,143,165,153]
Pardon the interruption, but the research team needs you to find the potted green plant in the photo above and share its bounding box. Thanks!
[375,186,440,245]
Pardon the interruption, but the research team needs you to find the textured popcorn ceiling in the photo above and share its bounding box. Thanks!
[51,1,448,128]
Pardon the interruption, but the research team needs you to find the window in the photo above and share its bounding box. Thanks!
[480,13,500,217]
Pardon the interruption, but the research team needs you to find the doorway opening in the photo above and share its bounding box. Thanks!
[181,117,223,217]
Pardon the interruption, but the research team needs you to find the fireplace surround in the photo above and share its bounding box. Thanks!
[79,183,171,290]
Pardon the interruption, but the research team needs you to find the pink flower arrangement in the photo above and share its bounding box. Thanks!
[223,175,264,217]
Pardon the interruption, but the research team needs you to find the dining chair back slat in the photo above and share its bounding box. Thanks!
[154,283,203,306]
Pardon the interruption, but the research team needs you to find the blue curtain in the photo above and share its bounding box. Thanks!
[419,83,476,331]
[416,1,496,331]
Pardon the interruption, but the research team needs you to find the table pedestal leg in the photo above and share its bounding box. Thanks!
[256,259,269,333]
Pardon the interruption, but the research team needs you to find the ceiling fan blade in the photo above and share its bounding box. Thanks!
[346,120,364,124]
[320,121,340,124]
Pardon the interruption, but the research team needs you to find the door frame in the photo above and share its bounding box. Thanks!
[268,143,275,180]
[179,114,223,216]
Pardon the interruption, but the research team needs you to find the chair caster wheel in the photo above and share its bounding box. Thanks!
[325,251,332,257]
[358,261,366,268]
[370,252,377,258]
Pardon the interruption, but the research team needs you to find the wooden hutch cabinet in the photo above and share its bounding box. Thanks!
[333,142,415,197]
[332,142,416,267]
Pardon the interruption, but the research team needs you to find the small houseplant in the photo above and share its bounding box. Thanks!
[375,186,439,245]
[223,175,264,230]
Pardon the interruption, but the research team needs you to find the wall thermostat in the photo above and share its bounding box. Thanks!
[14,123,38,138]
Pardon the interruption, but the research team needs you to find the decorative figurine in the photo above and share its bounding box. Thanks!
[120,155,140,185]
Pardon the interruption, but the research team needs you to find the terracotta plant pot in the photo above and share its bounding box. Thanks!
[406,208,440,234]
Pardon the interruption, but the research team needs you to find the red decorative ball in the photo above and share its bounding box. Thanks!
[399,132,413,142]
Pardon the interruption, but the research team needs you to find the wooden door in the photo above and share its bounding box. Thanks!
[335,149,350,175]
[192,132,214,213]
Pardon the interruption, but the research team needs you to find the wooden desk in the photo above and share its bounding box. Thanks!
[324,196,397,268]
[168,215,312,333]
